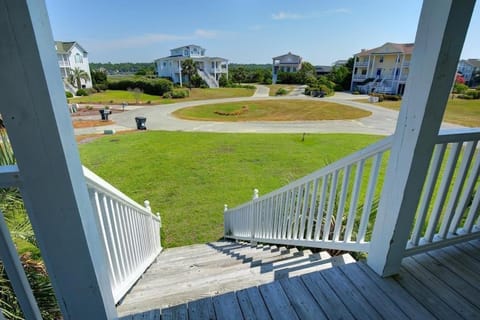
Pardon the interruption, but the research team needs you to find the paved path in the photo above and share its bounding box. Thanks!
[252,84,270,97]
[74,93,463,136]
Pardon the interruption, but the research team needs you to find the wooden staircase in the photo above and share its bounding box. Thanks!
[117,240,355,317]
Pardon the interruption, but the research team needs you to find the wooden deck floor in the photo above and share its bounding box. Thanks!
[119,239,480,320]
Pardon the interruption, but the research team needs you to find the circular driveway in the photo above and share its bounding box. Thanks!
[74,92,463,136]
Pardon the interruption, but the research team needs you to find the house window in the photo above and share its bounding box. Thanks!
[361,69,367,75]
[74,53,83,63]
[356,57,359,62]
[212,62,215,69]
[376,68,382,77]
[184,49,189,56]
[379,56,384,63]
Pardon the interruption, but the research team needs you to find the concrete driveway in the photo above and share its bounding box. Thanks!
[74,92,463,136]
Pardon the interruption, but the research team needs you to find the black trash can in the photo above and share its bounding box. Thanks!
[135,116,147,130]
[99,109,111,120]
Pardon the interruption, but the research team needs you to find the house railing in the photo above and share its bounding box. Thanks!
[224,136,393,252]
[83,166,162,303]
[405,129,480,255]
[224,129,480,256]
[0,163,162,317]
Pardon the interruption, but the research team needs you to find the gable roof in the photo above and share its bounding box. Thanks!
[272,52,302,63]
[462,59,480,68]
[55,41,88,54]
[171,44,205,52]
[356,42,414,56]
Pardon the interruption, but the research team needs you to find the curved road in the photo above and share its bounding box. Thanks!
[74,90,463,136]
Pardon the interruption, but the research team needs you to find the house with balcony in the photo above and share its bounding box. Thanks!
[350,42,414,95]
[272,52,302,84]
[1,1,479,319]
[457,59,480,87]
[155,45,228,88]
[55,41,92,90]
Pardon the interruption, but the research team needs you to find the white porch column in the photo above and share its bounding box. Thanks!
[368,0,476,277]
[178,60,183,87]
[0,0,116,318]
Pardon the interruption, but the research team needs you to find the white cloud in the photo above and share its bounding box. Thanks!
[272,12,304,20]
[249,25,264,31]
[88,29,222,52]
[194,29,219,38]
[91,33,188,50]
[272,8,351,21]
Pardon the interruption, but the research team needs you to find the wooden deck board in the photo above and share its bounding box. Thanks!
[279,276,326,319]
[187,297,216,320]
[402,256,480,319]
[161,304,188,320]
[320,267,382,319]
[301,272,355,320]
[355,262,435,320]
[411,253,480,308]
[118,240,479,320]
[338,263,409,319]
[236,287,271,320]
[212,292,243,320]
[258,281,299,320]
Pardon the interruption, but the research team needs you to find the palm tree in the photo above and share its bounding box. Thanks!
[181,59,197,90]
[68,67,90,89]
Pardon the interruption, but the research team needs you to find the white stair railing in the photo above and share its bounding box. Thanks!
[225,136,393,252]
[225,129,480,256]
[406,128,480,255]
[83,166,162,303]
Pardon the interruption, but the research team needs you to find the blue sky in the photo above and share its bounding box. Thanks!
[45,0,480,65]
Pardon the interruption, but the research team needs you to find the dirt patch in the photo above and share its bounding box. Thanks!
[214,105,249,116]
[72,120,114,128]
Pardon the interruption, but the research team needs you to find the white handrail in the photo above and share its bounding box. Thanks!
[225,129,480,256]
[225,136,393,252]
[83,166,162,303]
[406,128,480,255]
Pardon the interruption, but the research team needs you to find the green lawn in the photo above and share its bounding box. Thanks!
[362,98,480,127]
[79,132,382,248]
[173,99,371,121]
[70,88,255,105]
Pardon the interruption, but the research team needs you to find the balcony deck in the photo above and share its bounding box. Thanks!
[119,239,480,319]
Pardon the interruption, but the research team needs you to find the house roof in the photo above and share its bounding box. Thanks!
[356,42,414,56]
[171,44,205,51]
[273,52,302,61]
[461,59,480,68]
[315,65,332,73]
[55,41,88,54]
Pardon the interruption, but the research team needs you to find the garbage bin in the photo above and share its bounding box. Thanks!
[99,109,111,120]
[135,116,147,130]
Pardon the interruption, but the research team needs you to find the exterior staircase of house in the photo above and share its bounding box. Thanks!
[63,79,77,95]
[197,69,219,88]
[116,240,355,317]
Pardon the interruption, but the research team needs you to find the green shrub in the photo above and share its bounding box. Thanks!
[383,94,402,101]
[65,91,73,98]
[275,88,288,96]
[163,92,172,99]
[219,74,229,87]
[171,89,190,99]
[465,89,480,99]
[94,83,108,91]
[85,88,97,95]
[108,78,173,96]
[453,83,469,94]
[369,93,384,102]
[458,94,474,100]
[76,89,88,96]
